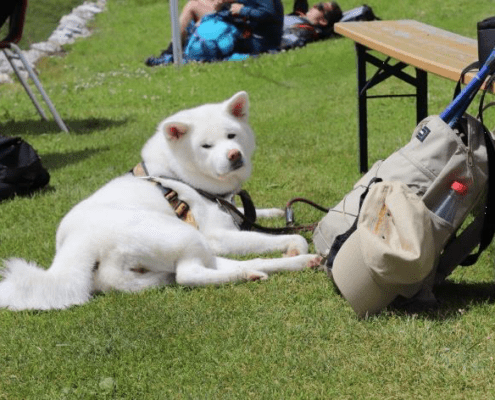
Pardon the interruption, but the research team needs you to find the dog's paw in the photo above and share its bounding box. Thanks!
[306,255,323,269]
[255,208,285,219]
[245,270,268,281]
[284,235,308,257]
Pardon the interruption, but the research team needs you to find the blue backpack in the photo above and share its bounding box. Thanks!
[184,12,243,62]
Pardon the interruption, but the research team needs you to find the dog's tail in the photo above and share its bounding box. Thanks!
[0,242,95,311]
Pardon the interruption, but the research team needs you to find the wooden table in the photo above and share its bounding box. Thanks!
[334,20,483,172]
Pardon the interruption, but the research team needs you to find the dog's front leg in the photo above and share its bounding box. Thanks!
[216,254,321,274]
[206,230,309,256]
[237,207,285,219]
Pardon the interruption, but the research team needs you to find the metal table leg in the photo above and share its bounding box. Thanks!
[354,44,428,173]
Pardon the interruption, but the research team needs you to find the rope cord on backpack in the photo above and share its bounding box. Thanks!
[454,63,495,128]
[477,72,495,127]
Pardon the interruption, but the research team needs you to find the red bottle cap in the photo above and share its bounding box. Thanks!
[451,181,468,195]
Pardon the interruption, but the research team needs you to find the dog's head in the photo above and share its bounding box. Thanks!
[156,91,255,194]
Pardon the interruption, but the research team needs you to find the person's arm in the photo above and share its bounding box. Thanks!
[231,0,279,27]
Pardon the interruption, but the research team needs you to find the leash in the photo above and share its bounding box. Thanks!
[211,193,330,234]
[211,192,321,234]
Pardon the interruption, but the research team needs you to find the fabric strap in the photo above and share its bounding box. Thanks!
[438,63,495,278]
[325,177,382,269]
[435,124,495,282]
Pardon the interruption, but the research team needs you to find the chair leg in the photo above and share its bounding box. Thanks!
[2,48,49,121]
[4,43,69,132]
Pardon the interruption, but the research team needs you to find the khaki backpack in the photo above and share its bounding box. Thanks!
[313,114,495,308]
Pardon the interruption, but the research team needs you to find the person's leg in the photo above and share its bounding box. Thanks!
[179,0,217,44]
[145,0,220,66]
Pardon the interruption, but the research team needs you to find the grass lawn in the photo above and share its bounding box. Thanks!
[1,0,495,398]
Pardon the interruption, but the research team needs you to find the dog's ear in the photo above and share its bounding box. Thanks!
[161,121,189,141]
[225,91,249,121]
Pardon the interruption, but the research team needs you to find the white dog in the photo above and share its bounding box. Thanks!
[0,91,319,310]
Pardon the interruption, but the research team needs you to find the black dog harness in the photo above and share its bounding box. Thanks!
[131,162,199,229]
[131,162,312,234]
[130,162,256,231]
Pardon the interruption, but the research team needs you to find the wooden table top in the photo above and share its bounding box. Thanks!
[334,20,489,89]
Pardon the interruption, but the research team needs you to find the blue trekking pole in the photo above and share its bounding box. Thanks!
[440,46,495,128]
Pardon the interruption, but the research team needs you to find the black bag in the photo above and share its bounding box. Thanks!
[0,136,50,201]
[478,16,495,66]
[339,5,379,23]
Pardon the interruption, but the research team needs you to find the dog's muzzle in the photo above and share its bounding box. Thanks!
[230,157,244,171]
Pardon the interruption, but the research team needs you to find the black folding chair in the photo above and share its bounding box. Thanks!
[0,0,69,132]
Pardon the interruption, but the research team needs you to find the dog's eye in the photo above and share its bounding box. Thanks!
[227,133,236,139]
[201,144,212,149]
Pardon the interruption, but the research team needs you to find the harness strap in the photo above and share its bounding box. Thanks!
[148,178,199,229]
[131,161,257,231]
[196,187,257,231]
[132,162,198,226]
[130,162,311,234]
[131,161,149,177]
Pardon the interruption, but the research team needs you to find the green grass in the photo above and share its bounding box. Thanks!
[1,0,495,398]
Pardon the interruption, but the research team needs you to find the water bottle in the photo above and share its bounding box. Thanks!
[431,181,468,224]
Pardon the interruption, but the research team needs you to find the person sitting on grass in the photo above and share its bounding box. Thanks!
[146,0,284,66]
[179,0,228,46]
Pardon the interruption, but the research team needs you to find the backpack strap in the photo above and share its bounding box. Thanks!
[435,124,495,282]
[478,74,495,126]
[453,61,480,99]
[325,177,382,269]
[460,126,495,265]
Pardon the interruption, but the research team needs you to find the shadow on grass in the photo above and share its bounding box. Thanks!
[434,280,495,313]
[41,147,110,171]
[0,145,110,203]
[0,117,128,135]
[390,280,495,320]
